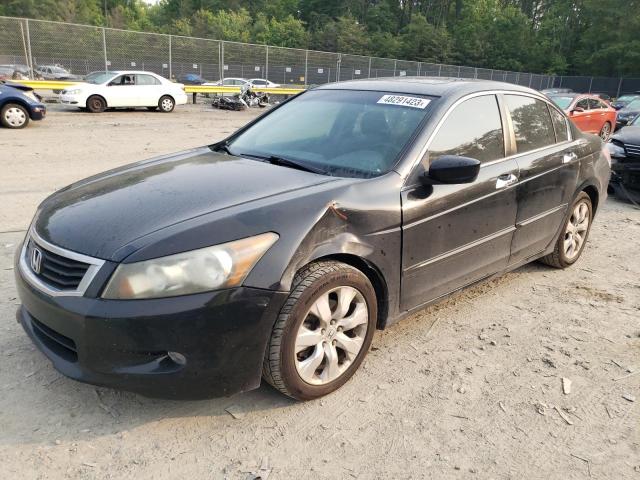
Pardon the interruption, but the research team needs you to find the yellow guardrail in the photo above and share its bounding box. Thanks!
[7,79,305,95]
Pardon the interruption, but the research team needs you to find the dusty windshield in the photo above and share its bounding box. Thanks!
[228,89,433,178]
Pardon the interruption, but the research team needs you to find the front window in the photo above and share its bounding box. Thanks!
[51,66,69,74]
[228,89,433,178]
[550,96,574,110]
[505,95,556,153]
[427,94,504,164]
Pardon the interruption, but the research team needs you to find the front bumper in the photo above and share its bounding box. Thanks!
[15,265,287,399]
[29,103,46,120]
[610,157,640,191]
[59,94,83,106]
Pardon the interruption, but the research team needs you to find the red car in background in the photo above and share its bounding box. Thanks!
[549,93,617,140]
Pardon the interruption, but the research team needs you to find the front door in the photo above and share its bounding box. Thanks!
[400,94,519,311]
[106,74,138,107]
[569,97,593,133]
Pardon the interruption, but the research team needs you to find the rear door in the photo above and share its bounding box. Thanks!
[505,94,579,264]
[400,94,519,310]
[135,74,163,106]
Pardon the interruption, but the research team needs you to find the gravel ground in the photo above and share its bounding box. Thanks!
[0,105,639,479]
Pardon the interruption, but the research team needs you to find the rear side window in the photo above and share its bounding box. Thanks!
[549,107,570,143]
[505,95,556,153]
[576,98,589,110]
[136,74,160,85]
[427,95,504,164]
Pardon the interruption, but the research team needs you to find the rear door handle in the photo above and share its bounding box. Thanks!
[563,152,578,164]
[496,173,518,189]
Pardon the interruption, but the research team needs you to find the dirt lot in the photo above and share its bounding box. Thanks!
[0,105,639,479]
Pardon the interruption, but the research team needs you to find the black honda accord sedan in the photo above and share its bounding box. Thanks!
[15,78,610,400]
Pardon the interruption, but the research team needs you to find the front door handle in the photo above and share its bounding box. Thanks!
[496,173,518,189]
[563,152,578,164]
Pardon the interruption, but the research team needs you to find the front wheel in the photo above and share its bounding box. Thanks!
[1,103,29,128]
[263,261,377,400]
[159,95,175,113]
[539,192,593,268]
[599,121,612,141]
[86,95,106,113]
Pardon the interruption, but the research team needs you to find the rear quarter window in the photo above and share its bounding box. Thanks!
[505,95,556,153]
[549,107,569,143]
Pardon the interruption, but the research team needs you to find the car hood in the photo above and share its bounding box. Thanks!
[34,147,339,260]
[618,108,639,117]
[611,125,640,144]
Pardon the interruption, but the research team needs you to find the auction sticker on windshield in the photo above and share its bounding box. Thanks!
[377,95,430,109]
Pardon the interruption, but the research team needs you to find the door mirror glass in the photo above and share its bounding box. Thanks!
[570,107,584,114]
[426,155,481,184]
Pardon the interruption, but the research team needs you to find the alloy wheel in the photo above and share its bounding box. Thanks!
[4,107,26,127]
[563,201,590,260]
[600,122,611,140]
[161,98,174,111]
[294,286,368,385]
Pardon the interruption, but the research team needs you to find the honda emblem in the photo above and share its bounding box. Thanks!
[30,246,43,274]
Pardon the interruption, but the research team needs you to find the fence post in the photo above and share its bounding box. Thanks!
[588,76,593,93]
[168,34,172,80]
[616,77,623,98]
[220,42,225,81]
[337,53,341,81]
[19,21,31,79]
[474,67,478,79]
[101,27,108,71]
[265,45,269,81]
[304,50,308,86]
[417,62,421,76]
[25,19,34,79]
[393,59,397,76]
[438,64,442,77]
[368,56,371,78]
[457,65,461,78]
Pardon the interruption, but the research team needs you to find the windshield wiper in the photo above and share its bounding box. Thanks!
[240,153,327,175]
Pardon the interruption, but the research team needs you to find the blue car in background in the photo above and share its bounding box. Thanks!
[0,81,46,129]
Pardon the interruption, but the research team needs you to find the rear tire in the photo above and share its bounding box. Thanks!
[1,103,29,129]
[599,121,612,141]
[539,192,593,268]
[159,95,175,113]
[263,261,377,400]
[86,95,106,113]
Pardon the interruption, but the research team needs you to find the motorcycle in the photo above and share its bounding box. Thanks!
[211,83,269,111]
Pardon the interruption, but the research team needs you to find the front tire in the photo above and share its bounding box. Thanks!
[1,103,29,128]
[263,261,377,400]
[539,192,593,268]
[159,95,175,113]
[86,95,106,113]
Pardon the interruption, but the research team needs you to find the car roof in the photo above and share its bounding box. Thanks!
[315,77,542,98]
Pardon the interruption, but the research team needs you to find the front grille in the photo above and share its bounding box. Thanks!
[625,143,640,158]
[27,240,90,290]
[30,316,78,362]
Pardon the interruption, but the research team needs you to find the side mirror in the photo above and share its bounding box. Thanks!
[426,155,481,184]
[570,107,584,115]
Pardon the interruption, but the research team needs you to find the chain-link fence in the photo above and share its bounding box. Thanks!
[1,16,638,97]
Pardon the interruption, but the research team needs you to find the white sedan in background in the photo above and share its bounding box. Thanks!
[59,71,188,113]
[248,78,281,88]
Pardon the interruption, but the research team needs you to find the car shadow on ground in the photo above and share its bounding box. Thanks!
[0,260,548,448]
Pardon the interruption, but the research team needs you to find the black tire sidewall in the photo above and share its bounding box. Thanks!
[557,192,593,266]
[86,96,105,113]
[279,268,377,400]
[1,103,29,129]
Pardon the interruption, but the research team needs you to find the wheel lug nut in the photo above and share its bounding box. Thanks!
[337,326,343,332]
[330,320,336,325]
[321,329,326,334]
[332,340,336,346]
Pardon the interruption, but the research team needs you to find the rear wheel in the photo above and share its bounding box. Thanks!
[599,121,612,140]
[539,192,593,268]
[1,103,29,128]
[263,261,377,400]
[159,95,175,113]
[86,95,106,113]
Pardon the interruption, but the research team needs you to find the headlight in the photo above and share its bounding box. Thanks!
[24,91,38,102]
[606,141,626,158]
[102,232,278,299]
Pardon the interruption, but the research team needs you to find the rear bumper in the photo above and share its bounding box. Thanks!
[15,266,288,399]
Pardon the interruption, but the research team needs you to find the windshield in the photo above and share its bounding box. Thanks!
[617,95,638,103]
[550,96,574,109]
[632,114,640,126]
[86,72,117,84]
[625,99,640,111]
[51,66,69,74]
[228,89,432,178]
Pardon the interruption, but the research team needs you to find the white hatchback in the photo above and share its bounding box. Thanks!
[59,71,188,113]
